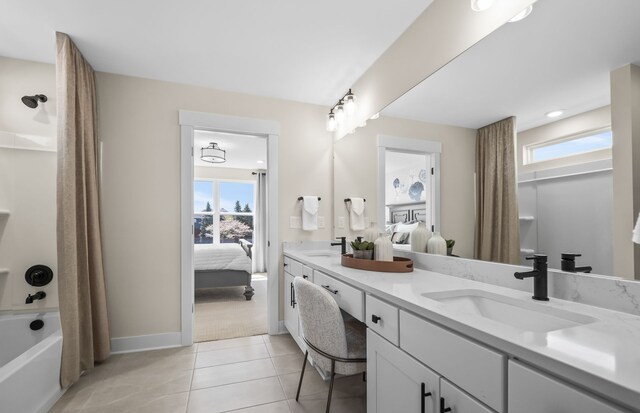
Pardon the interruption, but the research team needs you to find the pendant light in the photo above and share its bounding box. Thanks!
[201,142,226,163]
[344,89,356,115]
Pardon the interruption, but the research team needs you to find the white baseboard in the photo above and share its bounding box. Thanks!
[110,332,182,354]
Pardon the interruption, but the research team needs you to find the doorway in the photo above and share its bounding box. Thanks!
[179,111,280,346]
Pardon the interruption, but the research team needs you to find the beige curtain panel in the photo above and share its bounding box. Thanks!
[474,116,520,265]
[56,32,110,389]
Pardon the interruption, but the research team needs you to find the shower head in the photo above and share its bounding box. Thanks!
[21,94,48,109]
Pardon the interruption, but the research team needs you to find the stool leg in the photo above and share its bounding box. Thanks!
[295,351,308,401]
[326,359,336,413]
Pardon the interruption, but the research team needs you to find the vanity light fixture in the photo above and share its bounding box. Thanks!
[344,90,356,115]
[326,89,357,132]
[327,110,337,132]
[201,142,226,163]
[546,110,564,118]
[470,0,494,12]
[509,4,533,22]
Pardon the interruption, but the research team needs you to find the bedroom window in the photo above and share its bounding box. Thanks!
[194,180,255,245]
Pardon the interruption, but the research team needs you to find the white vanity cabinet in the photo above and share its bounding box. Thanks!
[313,270,365,322]
[283,257,312,348]
[367,329,440,413]
[508,361,630,413]
[283,271,298,338]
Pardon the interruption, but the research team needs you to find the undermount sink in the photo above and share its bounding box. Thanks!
[422,289,598,333]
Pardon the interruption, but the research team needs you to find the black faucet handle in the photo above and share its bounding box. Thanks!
[561,253,582,261]
[526,254,547,262]
[335,236,346,241]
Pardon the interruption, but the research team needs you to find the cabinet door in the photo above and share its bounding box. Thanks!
[508,361,630,413]
[440,379,495,413]
[367,329,440,413]
[284,273,298,337]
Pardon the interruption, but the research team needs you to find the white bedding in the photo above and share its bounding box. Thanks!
[194,243,252,273]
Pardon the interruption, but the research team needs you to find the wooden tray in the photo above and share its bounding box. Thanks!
[341,254,413,273]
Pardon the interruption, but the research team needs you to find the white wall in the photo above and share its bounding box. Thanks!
[0,57,58,311]
[194,166,257,181]
[96,71,333,339]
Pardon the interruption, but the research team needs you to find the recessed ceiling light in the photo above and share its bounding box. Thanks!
[257,160,264,164]
[509,5,533,22]
[546,110,564,118]
[470,0,494,12]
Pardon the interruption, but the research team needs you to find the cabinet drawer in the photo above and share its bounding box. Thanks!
[284,256,292,274]
[288,259,303,277]
[508,361,629,413]
[366,295,399,346]
[441,379,495,413]
[302,265,313,282]
[313,271,364,321]
[400,311,505,413]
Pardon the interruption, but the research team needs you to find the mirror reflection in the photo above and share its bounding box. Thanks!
[334,0,640,279]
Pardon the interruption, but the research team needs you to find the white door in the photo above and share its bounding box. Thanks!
[367,329,440,413]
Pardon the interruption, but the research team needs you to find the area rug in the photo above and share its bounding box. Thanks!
[194,273,268,342]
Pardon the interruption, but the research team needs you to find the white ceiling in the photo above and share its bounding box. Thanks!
[194,130,266,170]
[0,0,431,106]
[383,0,640,132]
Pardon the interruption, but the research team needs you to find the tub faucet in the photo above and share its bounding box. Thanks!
[514,255,549,301]
[26,291,46,304]
[561,253,592,273]
[331,237,347,255]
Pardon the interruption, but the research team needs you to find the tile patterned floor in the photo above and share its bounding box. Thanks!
[50,334,366,413]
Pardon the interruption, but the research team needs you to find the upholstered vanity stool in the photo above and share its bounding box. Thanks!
[292,277,367,413]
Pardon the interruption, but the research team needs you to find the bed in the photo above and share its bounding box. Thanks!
[194,240,254,300]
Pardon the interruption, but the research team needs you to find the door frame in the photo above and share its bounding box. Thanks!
[179,110,280,346]
[377,134,442,232]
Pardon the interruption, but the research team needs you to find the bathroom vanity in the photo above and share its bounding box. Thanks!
[283,248,640,413]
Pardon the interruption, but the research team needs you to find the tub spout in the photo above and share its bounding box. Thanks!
[26,291,46,304]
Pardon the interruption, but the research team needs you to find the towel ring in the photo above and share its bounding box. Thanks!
[344,198,366,203]
[298,197,321,201]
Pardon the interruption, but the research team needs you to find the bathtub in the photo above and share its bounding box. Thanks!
[0,312,63,413]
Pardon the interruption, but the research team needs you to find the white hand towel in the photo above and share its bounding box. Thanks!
[349,198,365,231]
[302,196,319,231]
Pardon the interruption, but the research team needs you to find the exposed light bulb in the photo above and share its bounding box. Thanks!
[546,110,564,118]
[335,103,345,124]
[345,91,356,115]
[471,0,494,12]
[509,5,533,22]
[326,112,337,132]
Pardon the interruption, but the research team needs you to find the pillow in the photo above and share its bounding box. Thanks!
[391,231,410,244]
[394,222,419,243]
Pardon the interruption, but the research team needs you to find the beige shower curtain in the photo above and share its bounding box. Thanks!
[56,32,110,388]
[474,116,520,264]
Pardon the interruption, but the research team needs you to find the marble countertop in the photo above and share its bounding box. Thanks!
[284,248,640,411]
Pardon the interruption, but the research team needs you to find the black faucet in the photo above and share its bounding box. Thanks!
[514,255,549,301]
[561,253,592,273]
[331,237,347,255]
[26,291,46,304]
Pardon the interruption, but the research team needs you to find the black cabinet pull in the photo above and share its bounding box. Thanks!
[321,285,338,294]
[303,275,308,279]
[284,263,288,267]
[371,314,381,324]
[420,383,432,413]
[290,283,294,307]
[440,397,451,413]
